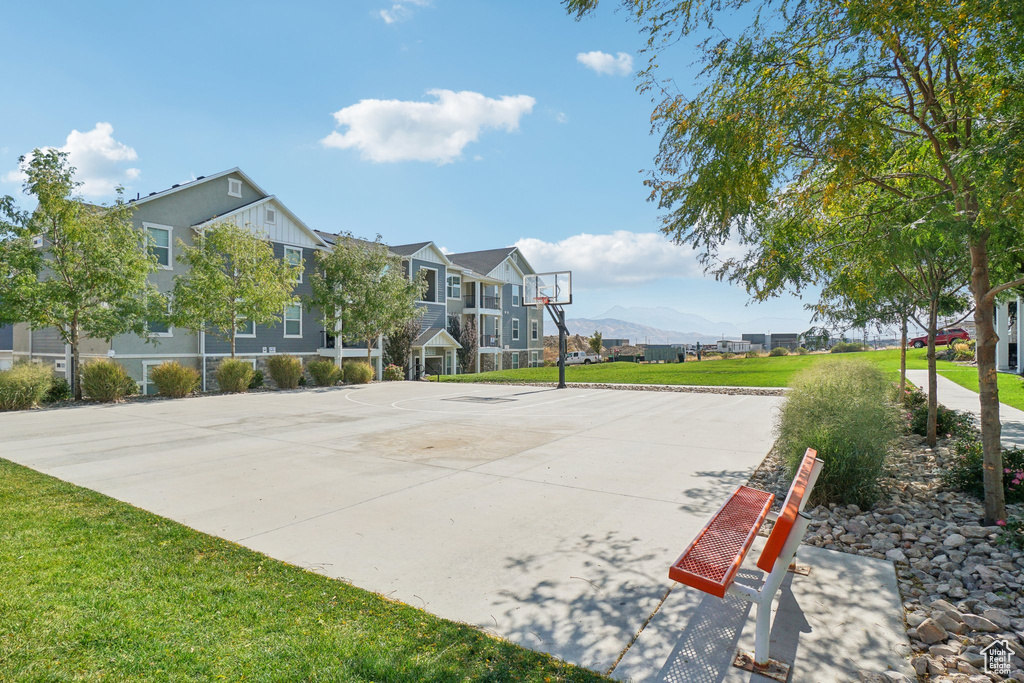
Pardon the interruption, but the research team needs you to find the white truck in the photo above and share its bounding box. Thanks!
[563,350,601,365]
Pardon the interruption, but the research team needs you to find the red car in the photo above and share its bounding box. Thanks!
[910,328,970,348]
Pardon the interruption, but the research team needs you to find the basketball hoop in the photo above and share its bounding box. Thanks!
[536,296,550,306]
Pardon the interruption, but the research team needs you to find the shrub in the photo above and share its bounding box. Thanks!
[769,347,789,357]
[249,370,264,389]
[45,375,72,403]
[720,352,735,359]
[343,361,374,384]
[745,350,760,358]
[795,346,810,355]
[0,363,55,410]
[383,364,404,381]
[942,438,1024,505]
[997,517,1024,551]
[830,341,868,353]
[775,360,900,508]
[81,360,138,402]
[216,359,255,393]
[308,359,343,387]
[266,355,303,389]
[150,361,200,398]
[951,341,976,362]
[908,399,975,439]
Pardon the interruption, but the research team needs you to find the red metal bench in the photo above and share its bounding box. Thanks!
[669,448,823,679]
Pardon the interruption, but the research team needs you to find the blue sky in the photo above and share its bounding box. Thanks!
[0,0,816,327]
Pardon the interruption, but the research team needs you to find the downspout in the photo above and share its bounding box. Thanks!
[200,328,207,391]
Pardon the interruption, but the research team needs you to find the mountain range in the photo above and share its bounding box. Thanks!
[564,306,810,345]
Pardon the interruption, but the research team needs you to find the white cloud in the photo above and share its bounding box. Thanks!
[379,0,430,23]
[515,231,707,286]
[576,51,634,77]
[3,122,140,198]
[321,89,536,164]
[555,111,569,124]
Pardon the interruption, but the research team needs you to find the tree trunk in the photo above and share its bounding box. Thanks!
[71,317,82,401]
[926,297,938,448]
[970,237,1006,525]
[899,314,908,397]
[367,339,373,378]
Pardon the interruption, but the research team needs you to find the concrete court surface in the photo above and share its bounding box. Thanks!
[0,381,912,680]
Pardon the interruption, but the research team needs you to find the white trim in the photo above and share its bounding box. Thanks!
[191,195,329,248]
[511,351,519,369]
[143,222,173,270]
[265,206,277,224]
[531,350,539,367]
[236,317,256,338]
[129,168,268,208]
[417,266,439,303]
[141,360,163,395]
[446,273,461,299]
[284,245,303,283]
[227,177,243,198]
[531,319,539,341]
[284,303,302,338]
[512,318,520,340]
[146,297,174,338]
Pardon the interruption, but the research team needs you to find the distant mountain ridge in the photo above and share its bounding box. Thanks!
[564,318,724,345]
[594,305,808,338]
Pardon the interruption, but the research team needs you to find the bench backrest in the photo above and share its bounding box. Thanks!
[756,448,822,573]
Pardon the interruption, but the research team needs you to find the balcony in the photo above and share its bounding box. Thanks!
[463,294,500,310]
[480,333,500,348]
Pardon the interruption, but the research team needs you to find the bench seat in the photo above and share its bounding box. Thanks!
[668,485,775,598]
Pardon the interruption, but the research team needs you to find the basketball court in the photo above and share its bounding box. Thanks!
[1,381,783,674]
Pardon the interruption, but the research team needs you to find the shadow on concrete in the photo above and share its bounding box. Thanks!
[676,470,756,516]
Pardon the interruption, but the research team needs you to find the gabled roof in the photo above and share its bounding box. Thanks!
[446,247,518,276]
[315,231,394,251]
[128,167,268,207]
[192,195,330,248]
[389,242,432,257]
[413,327,462,349]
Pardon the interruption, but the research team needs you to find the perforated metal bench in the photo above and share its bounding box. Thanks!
[669,447,823,679]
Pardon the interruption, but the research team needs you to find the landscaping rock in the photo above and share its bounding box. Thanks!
[916,618,949,644]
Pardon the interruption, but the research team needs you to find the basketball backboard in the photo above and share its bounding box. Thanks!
[524,271,572,306]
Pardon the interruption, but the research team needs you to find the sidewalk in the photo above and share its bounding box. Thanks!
[906,369,1024,447]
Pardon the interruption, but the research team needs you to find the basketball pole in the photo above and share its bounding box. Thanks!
[546,302,568,389]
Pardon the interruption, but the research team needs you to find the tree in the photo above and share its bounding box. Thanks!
[448,313,477,373]
[0,150,160,400]
[385,318,421,376]
[588,331,603,356]
[307,234,424,368]
[567,0,1024,524]
[171,221,299,357]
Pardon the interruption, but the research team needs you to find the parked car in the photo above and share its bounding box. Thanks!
[564,351,601,365]
[909,328,970,348]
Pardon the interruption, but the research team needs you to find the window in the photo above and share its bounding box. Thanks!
[511,352,520,369]
[531,351,539,368]
[228,178,242,197]
[142,362,161,396]
[512,319,520,341]
[284,246,303,283]
[531,320,539,340]
[145,223,172,269]
[420,267,437,302]
[32,235,43,248]
[284,303,302,337]
[446,274,461,299]
[54,359,66,372]
[236,317,255,337]
[512,284,521,307]
[265,206,277,224]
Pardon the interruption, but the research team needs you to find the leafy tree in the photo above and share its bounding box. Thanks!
[448,314,477,373]
[307,234,424,368]
[0,150,160,400]
[171,221,299,357]
[385,318,421,376]
[588,331,603,356]
[567,0,1024,524]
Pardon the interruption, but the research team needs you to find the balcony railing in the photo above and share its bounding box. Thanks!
[463,294,500,309]
[480,334,500,348]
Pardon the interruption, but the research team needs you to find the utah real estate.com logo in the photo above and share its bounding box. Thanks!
[982,639,1012,676]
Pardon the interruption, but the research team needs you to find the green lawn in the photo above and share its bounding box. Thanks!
[442,348,954,388]
[0,459,605,682]
[937,366,1024,412]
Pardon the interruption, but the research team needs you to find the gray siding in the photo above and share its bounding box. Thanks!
[0,324,12,351]
[205,242,322,355]
[409,258,447,331]
[501,283,529,350]
[31,326,65,354]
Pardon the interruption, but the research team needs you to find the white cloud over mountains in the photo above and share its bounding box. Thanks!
[515,231,707,286]
[576,51,633,77]
[321,89,536,164]
[2,122,140,198]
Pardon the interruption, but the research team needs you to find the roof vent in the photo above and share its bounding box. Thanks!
[196,175,205,180]
[149,192,156,196]
[171,184,180,188]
